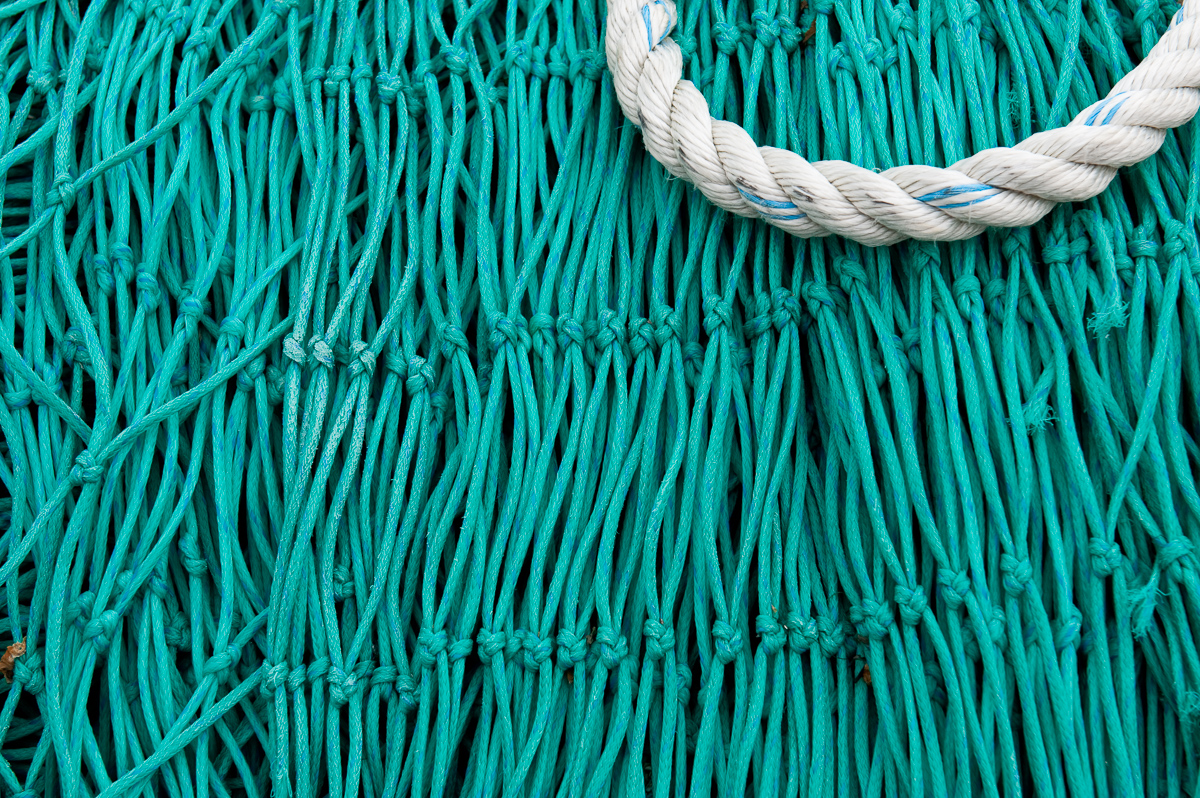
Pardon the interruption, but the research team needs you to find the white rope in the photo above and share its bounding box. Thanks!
[606,0,1200,245]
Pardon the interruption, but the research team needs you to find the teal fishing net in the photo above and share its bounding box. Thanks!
[2,0,1200,793]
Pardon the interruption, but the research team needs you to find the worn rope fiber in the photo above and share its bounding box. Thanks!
[1,0,1200,795]
[609,0,1200,244]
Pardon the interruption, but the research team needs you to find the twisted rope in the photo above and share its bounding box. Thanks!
[607,0,1200,244]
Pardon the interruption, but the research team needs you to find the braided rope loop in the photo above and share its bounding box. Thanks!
[606,0,1200,244]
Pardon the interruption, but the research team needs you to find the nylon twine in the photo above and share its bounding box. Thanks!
[0,0,1199,795]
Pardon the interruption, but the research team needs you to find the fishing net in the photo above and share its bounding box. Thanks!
[1,0,1199,794]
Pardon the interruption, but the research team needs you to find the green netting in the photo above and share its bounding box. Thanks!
[1,0,1199,794]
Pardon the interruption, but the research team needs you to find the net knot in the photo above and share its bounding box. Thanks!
[166,7,194,41]
[272,78,296,114]
[744,294,772,339]
[332,564,354,600]
[889,2,917,35]
[243,48,272,80]
[324,65,351,96]
[183,27,213,54]
[395,676,420,711]
[136,270,160,311]
[517,630,552,669]
[203,644,242,677]
[770,287,803,328]
[238,355,266,392]
[284,665,307,693]
[305,335,333,369]
[178,295,207,327]
[595,627,628,669]
[1159,538,1195,581]
[490,313,530,351]
[1129,233,1159,260]
[628,317,655,357]
[711,620,742,664]
[837,258,868,291]
[12,651,42,695]
[960,0,981,27]
[83,609,120,653]
[477,628,508,663]
[702,294,733,334]
[1042,235,1072,267]
[306,657,331,684]
[895,584,928,626]
[828,43,853,74]
[219,315,246,345]
[377,71,403,104]
[93,254,115,296]
[510,41,549,80]
[675,664,692,703]
[406,356,435,394]
[1088,538,1122,576]
[529,313,557,355]
[348,341,376,379]
[416,628,448,670]
[937,568,971,610]
[50,173,76,212]
[643,619,675,660]
[1164,219,1196,262]
[179,534,208,575]
[862,38,896,70]
[652,305,684,344]
[570,50,607,81]
[1054,608,1083,652]
[109,244,135,282]
[448,636,474,662]
[28,68,57,95]
[755,615,786,654]
[444,45,471,77]
[370,665,398,690]
[547,44,570,78]
[556,314,586,349]
[801,281,836,314]
[1000,554,1033,597]
[594,309,626,353]
[328,664,366,705]
[283,333,307,365]
[556,629,587,668]
[68,592,96,627]
[263,363,285,404]
[785,613,819,652]
[268,0,297,17]
[70,450,102,485]
[713,21,741,55]
[899,327,923,374]
[439,322,470,358]
[987,606,1008,651]
[682,341,705,385]
[850,598,893,641]
[146,572,170,600]
[165,614,190,651]
[261,663,289,696]
[953,273,982,317]
[750,11,782,49]
[4,389,29,410]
